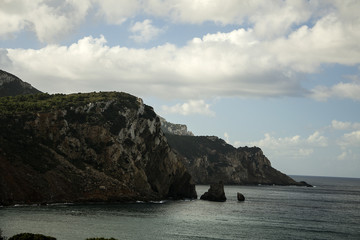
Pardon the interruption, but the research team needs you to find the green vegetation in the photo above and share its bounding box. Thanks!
[0,92,138,115]
[8,233,56,240]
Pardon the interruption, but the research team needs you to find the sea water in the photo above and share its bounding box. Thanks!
[1,176,359,240]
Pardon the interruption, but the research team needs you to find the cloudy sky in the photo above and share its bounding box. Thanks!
[1,0,360,178]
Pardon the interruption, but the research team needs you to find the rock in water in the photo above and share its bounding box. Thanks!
[200,182,226,202]
[237,192,245,201]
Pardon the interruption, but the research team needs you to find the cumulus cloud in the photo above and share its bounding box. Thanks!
[310,81,360,101]
[0,49,12,68]
[129,19,163,43]
[240,131,328,158]
[161,100,215,116]
[307,131,328,147]
[1,1,360,101]
[339,130,360,147]
[95,0,140,24]
[0,0,92,42]
[331,120,360,130]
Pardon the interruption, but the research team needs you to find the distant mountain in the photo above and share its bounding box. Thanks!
[0,70,42,97]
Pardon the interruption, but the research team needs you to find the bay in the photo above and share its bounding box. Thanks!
[1,176,360,240]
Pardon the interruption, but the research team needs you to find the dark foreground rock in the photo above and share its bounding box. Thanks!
[0,92,197,206]
[200,182,226,202]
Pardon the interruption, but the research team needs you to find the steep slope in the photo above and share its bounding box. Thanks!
[165,134,306,185]
[0,92,197,206]
[0,70,41,97]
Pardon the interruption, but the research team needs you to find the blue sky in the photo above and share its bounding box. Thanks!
[1,0,359,178]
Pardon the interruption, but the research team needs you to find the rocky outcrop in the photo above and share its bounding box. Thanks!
[200,182,226,202]
[0,92,197,206]
[0,70,41,97]
[165,134,307,186]
[160,117,194,136]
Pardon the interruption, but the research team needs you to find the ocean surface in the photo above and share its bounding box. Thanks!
[1,176,359,240]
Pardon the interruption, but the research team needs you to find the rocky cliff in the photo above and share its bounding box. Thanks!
[0,70,41,97]
[0,92,197,206]
[165,134,305,185]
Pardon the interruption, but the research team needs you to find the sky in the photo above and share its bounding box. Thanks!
[0,0,359,178]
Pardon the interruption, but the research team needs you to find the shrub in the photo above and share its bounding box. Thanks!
[8,233,56,240]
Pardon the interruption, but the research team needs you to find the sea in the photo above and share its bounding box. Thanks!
[1,175,359,240]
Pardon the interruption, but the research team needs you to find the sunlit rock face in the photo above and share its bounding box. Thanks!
[0,92,197,206]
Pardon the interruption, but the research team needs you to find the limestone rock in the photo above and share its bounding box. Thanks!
[200,182,226,202]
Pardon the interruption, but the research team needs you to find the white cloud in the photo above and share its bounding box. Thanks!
[241,131,328,158]
[0,49,12,68]
[331,120,360,130]
[95,0,140,24]
[129,19,163,43]
[0,0,91,42]
[339,130,360,147]
[161,100,215,116]
[224,132,230,144]
[307,131,328,147]
[311,81,360,101]
[1,1,360,102]
[337,151,348,161]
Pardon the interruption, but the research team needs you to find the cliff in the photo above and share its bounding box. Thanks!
[165,134,305,185]
[0,70,41,97]
[0,92,197,206]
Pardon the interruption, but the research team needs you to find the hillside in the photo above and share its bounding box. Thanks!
[165,134,308,186]
[0,92,197,205]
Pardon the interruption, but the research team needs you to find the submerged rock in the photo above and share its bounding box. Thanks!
[200,182,226,202]
[298,181,313,187]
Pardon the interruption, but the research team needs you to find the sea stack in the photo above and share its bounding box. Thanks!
[237,192,245,201]
[200,182,226,202]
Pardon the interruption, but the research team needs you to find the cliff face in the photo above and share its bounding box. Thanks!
[0,92,197,205]
[0,70,41,97]
[165,134,302,185]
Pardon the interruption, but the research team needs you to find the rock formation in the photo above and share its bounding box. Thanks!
[0,70,41,97]
[0,92,197,206]
[165,134,308,186]
[160,117,194,136]
[200,182,226,202]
